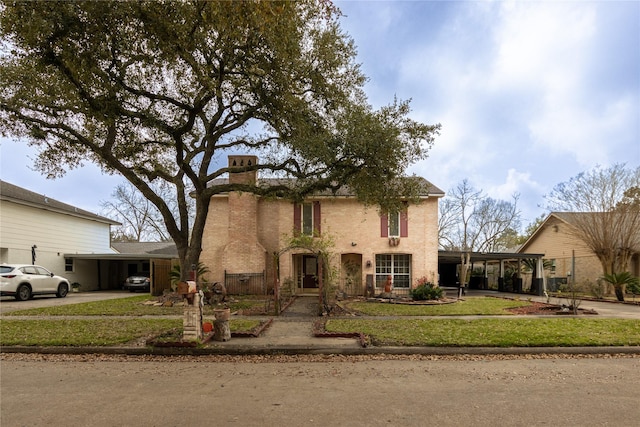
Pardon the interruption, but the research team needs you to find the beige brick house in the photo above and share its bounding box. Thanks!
[200,155,445,296]
[518,212,640,289]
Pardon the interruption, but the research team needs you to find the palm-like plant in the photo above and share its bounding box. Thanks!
[601,272,640,302]
[169,262,210,287]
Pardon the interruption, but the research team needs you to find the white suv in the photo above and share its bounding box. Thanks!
[0,264,71,301]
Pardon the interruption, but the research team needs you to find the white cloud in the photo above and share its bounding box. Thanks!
[528,93,637,166]
[490,2,596,92]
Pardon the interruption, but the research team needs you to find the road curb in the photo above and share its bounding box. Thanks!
[2,344,639,357]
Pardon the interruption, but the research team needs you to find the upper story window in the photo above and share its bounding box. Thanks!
[294,201,321,236]
[302,203,314,235]
[380,205,408,238]
[388,211,400,237]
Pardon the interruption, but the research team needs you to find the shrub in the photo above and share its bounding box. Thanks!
[588,279,607,299]
[410,278,443,301]
[626,276,640,296]
[602,272,639,302]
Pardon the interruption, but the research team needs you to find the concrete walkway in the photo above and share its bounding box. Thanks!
[204,296,364,352]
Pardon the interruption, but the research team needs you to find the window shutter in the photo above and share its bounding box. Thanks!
[293,203,301,235]
[313,201,321,235]
[380,213,389,237]
[400,210,408,237]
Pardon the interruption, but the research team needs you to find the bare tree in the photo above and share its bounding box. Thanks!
[101,181,191,242]
[544,164,640,300]
[439,179,521,290]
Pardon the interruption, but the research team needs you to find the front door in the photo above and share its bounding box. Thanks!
[302,255,318,289]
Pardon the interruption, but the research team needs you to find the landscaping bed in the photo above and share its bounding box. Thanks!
[506,300,598,315]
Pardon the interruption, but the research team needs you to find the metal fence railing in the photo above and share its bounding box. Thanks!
[224,271,266,295]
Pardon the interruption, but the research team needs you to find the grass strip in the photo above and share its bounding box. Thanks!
[0,318,261,346]
[325,318,640,347]
[344,297,531,316]
[4,295,267,316]
[0,318,180,346]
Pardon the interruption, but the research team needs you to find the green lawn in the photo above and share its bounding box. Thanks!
[0,318,262,346]
[0,318,181,346]
[325,318,640,347]
[3,295,639,348]
[3,294,268,316]
[344,296,531,316]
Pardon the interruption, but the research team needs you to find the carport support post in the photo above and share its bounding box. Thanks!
[532,258,545,296]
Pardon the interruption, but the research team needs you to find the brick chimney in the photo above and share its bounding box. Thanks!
[223,155,266,273]
[228,155,257,185]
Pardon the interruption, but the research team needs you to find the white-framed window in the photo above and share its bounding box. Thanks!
[302,203,314,236]
[294,201,321,236]
[375,254,411,288]
[388,211,400,237]
[65,257,74,273]
[380,205,408,238]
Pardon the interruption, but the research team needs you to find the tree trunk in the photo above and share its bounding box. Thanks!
[614,285,626,302]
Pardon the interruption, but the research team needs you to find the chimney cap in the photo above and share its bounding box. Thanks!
[229,155,257,168]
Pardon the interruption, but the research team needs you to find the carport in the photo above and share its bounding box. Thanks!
[438,250,546,296]
[65,242,178,295]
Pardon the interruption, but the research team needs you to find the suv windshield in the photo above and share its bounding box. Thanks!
[0,266,15,274]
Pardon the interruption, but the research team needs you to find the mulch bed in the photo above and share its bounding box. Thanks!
[506,301,598,315]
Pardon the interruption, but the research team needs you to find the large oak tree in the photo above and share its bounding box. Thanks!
[0,1,439,278]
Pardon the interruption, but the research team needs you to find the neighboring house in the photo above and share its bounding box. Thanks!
[0,180,119,290]
[518,212,640,290]
[0,180,178,294]
[200,155,445,296]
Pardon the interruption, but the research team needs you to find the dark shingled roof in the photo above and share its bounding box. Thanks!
[112,242,178,256]
[0,180,119,225]
[207,176,445,197]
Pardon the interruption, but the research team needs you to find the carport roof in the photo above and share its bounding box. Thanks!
[439,250,544,264]
[66,242,178,260]
[64,253,176,260]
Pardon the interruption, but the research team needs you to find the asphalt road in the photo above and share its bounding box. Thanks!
[1,353,639,426]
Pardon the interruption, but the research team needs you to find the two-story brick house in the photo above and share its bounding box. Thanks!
[200,155,444,296]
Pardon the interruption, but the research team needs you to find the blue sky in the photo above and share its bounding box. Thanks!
[1,0,639,229]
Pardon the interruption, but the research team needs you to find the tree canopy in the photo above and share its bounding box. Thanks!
[0,1,440,276]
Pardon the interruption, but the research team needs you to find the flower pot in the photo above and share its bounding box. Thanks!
[177,282,189,295]
[214,308,230,321]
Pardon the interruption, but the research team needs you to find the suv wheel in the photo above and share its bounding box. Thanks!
[16,284,31,301]
[56,283,69,298]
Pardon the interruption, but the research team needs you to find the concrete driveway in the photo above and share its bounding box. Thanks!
[0,290,139,314]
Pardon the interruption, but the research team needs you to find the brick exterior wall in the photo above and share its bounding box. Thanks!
[200,189,441,295]
[522,216,609,285]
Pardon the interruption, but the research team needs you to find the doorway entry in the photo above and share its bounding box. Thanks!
[301,255,318,289]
